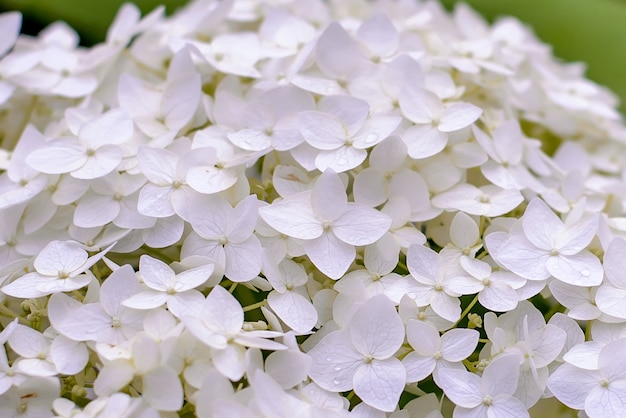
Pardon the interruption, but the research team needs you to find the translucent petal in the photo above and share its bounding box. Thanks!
[521,198,562,250]
[304,231,355,280]
[259,192,323,240]
[349,295,404,358]
[79,109,133,147]
[546,252,603,286]
[439,102,482,132]
[333,204,391,246]
[34,240,87,275]
[402,352,435,383]
[224,236,262,282]
[143,367,184,411]
[441,328,479,361]
[308,330,361,392]
[267,291,317,334]
[403,124,447,160]
[26,138,86,174]
[73,194,120,228]
[311,170,348,223]
[496,236,550,280]
[353,358,405,412]
[482,354,520,396]
[71,145,122,179]
[299,111,345,150]
[437,368,482,408]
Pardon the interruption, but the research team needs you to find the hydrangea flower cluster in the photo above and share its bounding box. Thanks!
[0,0,625,416]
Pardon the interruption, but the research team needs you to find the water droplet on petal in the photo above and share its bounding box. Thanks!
[334,365,342,371]
[326,357,333,362]
[365,133,379,143]
[581,269,590,277]
[333,378,341,385]
[338,157,348,166]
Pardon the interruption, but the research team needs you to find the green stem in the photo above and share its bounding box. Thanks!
[242,300,266,312]
[455,294,479,327]
[229,282,238,294]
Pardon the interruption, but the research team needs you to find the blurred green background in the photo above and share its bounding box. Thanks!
[1,0,625,114]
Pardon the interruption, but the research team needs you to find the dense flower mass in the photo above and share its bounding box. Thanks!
[0,0,625,416]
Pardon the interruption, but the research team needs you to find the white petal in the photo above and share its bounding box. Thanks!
[163,74,201,132]
[73,194,120,228]
[521,198,562,250]
[406,245,440,284]
[436,368,482,408]
[308,330,362,391]
[478,284,520,312]
[8,324,49,357]
[94,360,135,396]
[315,146,367,173]
[137,146,176,184]
[489,397,529,418]
[312,170,347,222]
[35,240,87,275]
[264,350,312,389]
[439,102,482,132]
[357,14,399,57]
[402,352,435,383]
[496,236,551,280]
[333,204,391,246]
[0,12,21,57]
[353,168,386,207]
[139,255,175,290]
[71,145,122,179]
[482,354,520,396]
[186,166,238,194]
[596,285,626,318]
[175,263,214,291]
[441,328,479,361]
[137,184,175,217]
[267,291,317,334]
[259,192,323,240]
[227,129,271,151]
[353,358,405,412]
[304,232,355,280]
[26,139,86,174]
[224,236,262,282]
[406,319,440,354]
[122,290,170,310]
[353,117,401,148]
[546,252,603,286]
[50,336,88,375]
[601,237,626,287]
[557,214,598,254]
[316,22,361,79]
[79,109,133,147]
[585,382,626,418]
[450,212,479,248]
[143,367,184,411]
[547,363,597,409]
[202,285,244,335]
[403,124,448,159]
[299,111,345,150]
[350,295,404,358]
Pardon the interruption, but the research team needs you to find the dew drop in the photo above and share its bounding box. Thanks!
[326,357,333,362]
[334,365,342,371]
[365,133,379,144]
[581,269,590,277]
[338,157,348,166]
[333,378,341,385]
